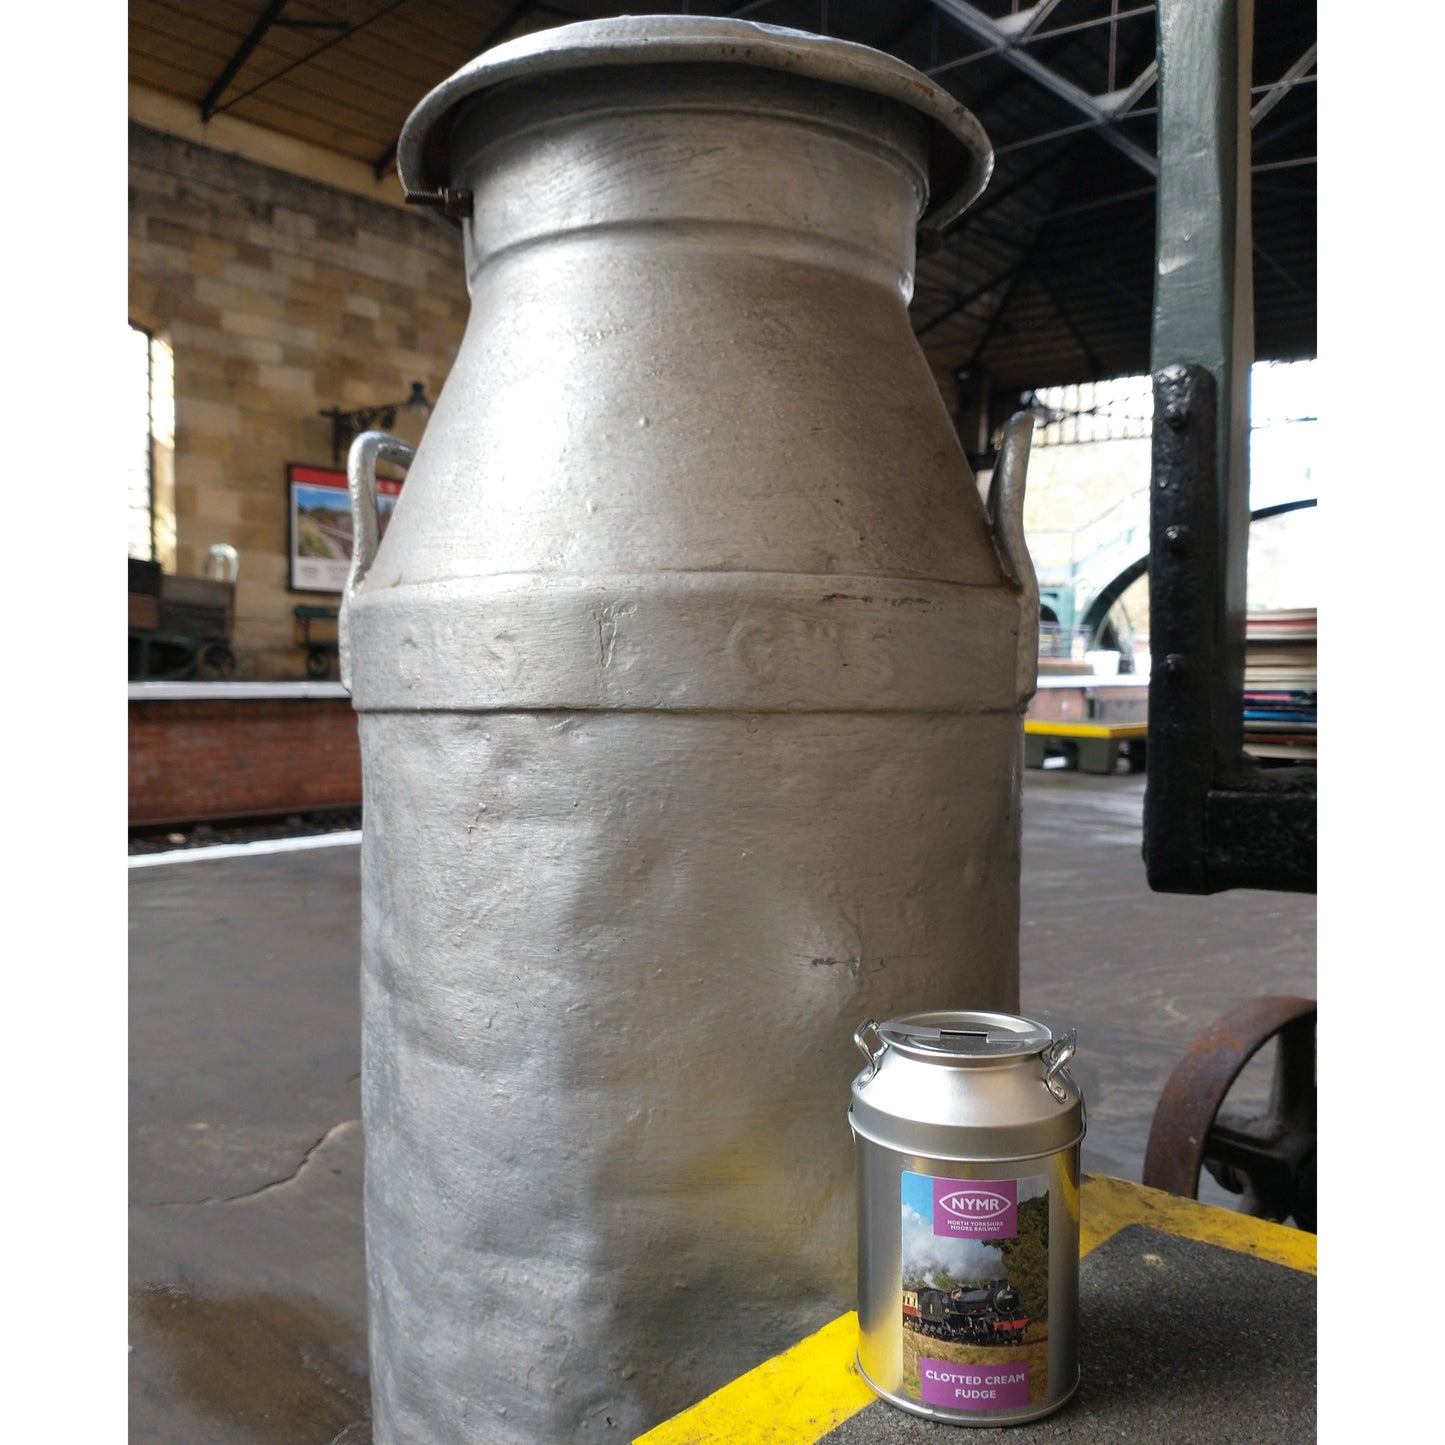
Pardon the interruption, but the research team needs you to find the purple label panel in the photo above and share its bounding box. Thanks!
[919,1359,1031,1411]
[932,1177,1018,1239]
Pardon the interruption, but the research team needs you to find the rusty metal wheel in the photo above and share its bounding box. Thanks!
[1142,995,1316,1232]
[199,642,237,679]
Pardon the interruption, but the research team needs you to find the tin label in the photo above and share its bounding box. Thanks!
[900,1169,1049,1412]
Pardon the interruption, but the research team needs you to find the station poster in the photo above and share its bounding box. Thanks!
[287,463,404,594]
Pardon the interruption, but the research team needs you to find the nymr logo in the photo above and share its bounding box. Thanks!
[939,1188,1011,1220]
[931,1176,1018,1237]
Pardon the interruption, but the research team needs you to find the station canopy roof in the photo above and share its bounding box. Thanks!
[130,1,1317,398]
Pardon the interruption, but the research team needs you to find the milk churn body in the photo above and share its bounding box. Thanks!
[343,18,1036,1443]
[851,1012,1084,1425]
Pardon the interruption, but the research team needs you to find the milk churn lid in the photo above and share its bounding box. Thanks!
[397,14,994,233]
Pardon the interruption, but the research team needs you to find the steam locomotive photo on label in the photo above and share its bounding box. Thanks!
[899,1169,1050,1411]
[903,1279,1029,1344]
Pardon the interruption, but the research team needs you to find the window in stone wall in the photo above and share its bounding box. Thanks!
[128,323,155,560]
[128,323,175,566]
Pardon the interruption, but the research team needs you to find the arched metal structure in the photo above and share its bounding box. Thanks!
[1076,495,1317,648]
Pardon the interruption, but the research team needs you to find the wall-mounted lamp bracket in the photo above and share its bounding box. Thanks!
[319,380,432,464]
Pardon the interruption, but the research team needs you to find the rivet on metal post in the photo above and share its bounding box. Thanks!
[1156,363,1193,430]
[1164,523,1192,554]
[1161,653,1188,677]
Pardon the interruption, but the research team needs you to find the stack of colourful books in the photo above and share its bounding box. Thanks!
[1243,607,1317,761]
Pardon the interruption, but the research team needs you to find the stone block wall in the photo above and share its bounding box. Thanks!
[128,124,469,678]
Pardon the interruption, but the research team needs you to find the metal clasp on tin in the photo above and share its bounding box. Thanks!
[854,1019,887,1080]
[1043,1028,1078,1103]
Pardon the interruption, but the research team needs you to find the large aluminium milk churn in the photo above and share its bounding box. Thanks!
[340,15,1038,1444]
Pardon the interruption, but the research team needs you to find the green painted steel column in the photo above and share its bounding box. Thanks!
[1150,0,1254,765]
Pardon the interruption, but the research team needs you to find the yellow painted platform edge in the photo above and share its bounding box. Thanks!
[633,1175,1314,1443]
[1024,720,1148,738]
[634,1311,875,1445]
[1078,1173,1317,1275]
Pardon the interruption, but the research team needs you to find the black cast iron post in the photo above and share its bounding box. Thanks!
[1144,0,1315,894]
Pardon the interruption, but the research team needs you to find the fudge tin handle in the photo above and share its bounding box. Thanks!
[854,1019,887,1077]
[1043,1028,1078,1103]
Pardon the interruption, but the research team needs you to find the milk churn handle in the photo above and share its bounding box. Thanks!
[987,412,1040,707]
[1043,1028,1077,1104]
[339,430,415,692]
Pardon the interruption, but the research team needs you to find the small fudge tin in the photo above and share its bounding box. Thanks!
[850,1011,1085,1425]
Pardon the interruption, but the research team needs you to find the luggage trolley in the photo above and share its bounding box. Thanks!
[128,544,239,681]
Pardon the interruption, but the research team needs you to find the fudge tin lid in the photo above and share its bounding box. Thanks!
[872,1010,1056,1063]
[396,14,993,233]
[851,1010,1084,1158]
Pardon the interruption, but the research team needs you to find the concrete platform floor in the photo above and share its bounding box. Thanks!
[128,770,1316,1443]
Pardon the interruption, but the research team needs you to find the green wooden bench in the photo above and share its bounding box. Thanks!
[294,605,340,679]
[1024,719,1147,775]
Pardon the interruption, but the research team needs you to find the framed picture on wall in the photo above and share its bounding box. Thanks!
[286,463,403,594]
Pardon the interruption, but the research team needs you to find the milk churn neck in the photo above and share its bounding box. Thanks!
[397,14,993,234]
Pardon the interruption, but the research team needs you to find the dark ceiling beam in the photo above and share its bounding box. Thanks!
[922,1,1139,77]
[928,0,1159,176]
[873,0,939,56]
[1108,58,1160,115]
[371,0,535,178]
[993,108,1156,160]
[1014,0,1068,39]
[200,0,290,122]
[1251,238,1305,298]
[1051,246,1153,315]
[1044,183,1155,222]
[1249,104,1316,158]
[963,143,1079,223]
[1026,4,1153,47]
[1030,266,1104,377]
[915,260,1025,338]
[955,259,1033,380]
[1253,157,1315,176]
[952,128,1116,381]
[1250,44,1317,129]
[210,0,416,121]
[915,134,1092,342]
[921,202,1095,345]
[921,144,1080,278]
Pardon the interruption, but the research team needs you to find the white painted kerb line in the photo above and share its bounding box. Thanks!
[128,830,363,869]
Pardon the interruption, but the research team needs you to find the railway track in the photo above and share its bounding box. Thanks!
[128,806,362,857]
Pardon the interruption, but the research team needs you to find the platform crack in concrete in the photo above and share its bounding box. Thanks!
[153,1118,361,1207]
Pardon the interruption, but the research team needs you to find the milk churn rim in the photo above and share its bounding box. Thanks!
[877,1009,1056,1061]
[396,14,994,232]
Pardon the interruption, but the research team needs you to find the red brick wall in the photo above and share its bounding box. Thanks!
[130,697,361,826]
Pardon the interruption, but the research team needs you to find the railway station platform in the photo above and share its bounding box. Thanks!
[640,1175,1315,1444]
[128,770,1319,1443]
